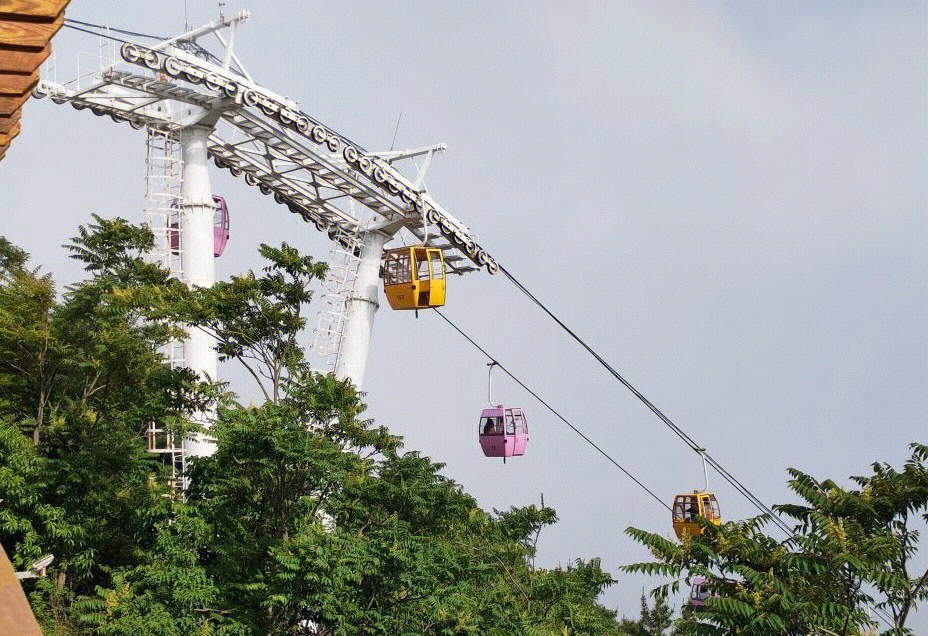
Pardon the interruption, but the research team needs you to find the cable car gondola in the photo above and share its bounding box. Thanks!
[168,195,230,257]
[689,575,710,606]
[479,406,529,459]
[212,195,230,257]
[672,451,722,540]
[382,245,445,310]
[478,362,529,460]
[672,491,721,540]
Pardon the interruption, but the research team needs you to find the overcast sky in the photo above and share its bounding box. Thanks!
[2,0,926,625]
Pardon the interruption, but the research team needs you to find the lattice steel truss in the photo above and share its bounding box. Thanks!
[145,128,184,277]
[143,127,189,493]
[313,224,363,374]
[35,10,497,276]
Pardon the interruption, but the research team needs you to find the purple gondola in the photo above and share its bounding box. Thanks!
[689,576,710,606]
[212,195,229,257]
[478,406,528,459]
[168,195,230,257]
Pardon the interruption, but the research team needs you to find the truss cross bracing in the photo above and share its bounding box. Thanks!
[143,127,189,493]
[35,17,498,276]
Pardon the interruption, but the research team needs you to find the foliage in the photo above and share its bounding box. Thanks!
[0,220,623,635]
[4,217,926,636]
[0,235,60,447]
[624,445,928,635]
[615,594,675,636]
[638,593,674,635]
[0,217,206,609]
[175,242,327,403]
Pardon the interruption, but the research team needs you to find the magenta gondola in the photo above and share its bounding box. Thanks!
[478,406,528,459]
[689,576,710,606]
[212,195,229,256]
[168,195,230,257]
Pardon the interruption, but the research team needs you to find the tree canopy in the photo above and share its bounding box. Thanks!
[624,445,928,635]
[2,217,924,635]
[0,218,624,635]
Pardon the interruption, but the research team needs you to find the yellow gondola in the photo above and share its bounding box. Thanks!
[383,245,446,310]
[672,491,721,540]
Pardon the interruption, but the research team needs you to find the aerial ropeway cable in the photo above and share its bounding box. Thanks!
[435,307,897,629]
[434,309,672,513]
[61,21,136,44]
[493,263,795,536]
[63,18,167,42]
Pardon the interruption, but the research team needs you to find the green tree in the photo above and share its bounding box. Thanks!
[615,594,675,636]
[1,222,624,635]
[0,237,62,447]
[0,218,208,631]
[177,386,620,635]
[173,240,620,634]
[623,444,928,635]
[177,242,327,403]
[639,593,673,634]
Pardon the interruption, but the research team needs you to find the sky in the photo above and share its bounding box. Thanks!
[1,0,926,625]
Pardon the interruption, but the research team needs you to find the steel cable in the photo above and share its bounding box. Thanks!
[61,22,135,45]
[496,264,795,536]
[64,18,167,41]
[433,309,672,513]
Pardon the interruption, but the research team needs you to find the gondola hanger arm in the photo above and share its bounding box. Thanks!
[487,360,498,407]
[697,447,709,491]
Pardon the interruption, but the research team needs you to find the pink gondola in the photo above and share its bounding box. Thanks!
[689,576,710,606]
[479,363,528,460]
[212,195,229,257]
[168,195,230,257]
[478,406,528,459]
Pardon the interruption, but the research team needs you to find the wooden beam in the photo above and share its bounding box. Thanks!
[0,2,70,163]
[0,92,29,115]
[0,121,21,145]
[0,543,42,636]
[0,13,64,48]
[0,107,21,134]
[0,43,51,73]
[0,71,37,95]
[0,0,70,21]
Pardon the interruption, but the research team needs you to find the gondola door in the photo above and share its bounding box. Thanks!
[511,409,528,456]
[413,247,431,308]
[428,249,445,306]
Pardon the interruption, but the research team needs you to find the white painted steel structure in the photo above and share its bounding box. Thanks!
[34,12,495,468]
[179,125,219,457]
[143,128,191,489]
[335,230,389,387]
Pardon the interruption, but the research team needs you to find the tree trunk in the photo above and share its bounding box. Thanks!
[32,393,44,448]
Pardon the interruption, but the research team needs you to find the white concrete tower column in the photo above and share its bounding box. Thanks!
[334,230,388,388]
[179,125,218,457]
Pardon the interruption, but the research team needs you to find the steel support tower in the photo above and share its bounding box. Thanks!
[35,11,499,458]
[178,124,219,456]
[334,231,389,386]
